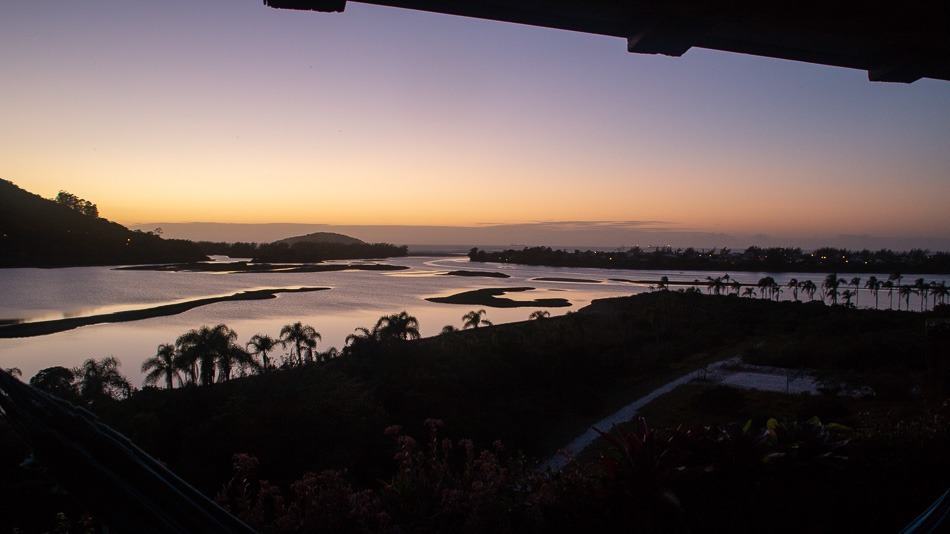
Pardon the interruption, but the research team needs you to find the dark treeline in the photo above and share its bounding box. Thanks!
[0,179,206,267]
[469,245,950,274]
[197,240,409,262]
[0,179,408,267]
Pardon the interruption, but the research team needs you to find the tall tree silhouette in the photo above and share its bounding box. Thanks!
[246,334,278,372]
[823,274,844,305]
[141,343,180,390]
[787,278,800,301]
[217,344,256,382]
[849,277,862,307]
[757,277,776,300]
[462,310,492,329]
[29,366,77,401]
[373,311,421,341]
[899,285,912,311]
[74,357,131,405]
[280,322,321,365]
[801,280,817,301]
[889,272,903,304]
[176,324,238,386]
[932,281,949,308]
[864,276,881,309]
[883,280,895,309]
[914,278,929,311]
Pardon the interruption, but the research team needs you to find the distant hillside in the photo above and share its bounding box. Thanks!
[0,179,207,267]
[274,232,364,246]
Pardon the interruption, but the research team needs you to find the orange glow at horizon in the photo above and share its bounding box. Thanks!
[1,1,949,241]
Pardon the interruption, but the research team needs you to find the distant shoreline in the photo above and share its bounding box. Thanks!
[114,262,408,273]
[469,247,950,275]
[0,287,329,338]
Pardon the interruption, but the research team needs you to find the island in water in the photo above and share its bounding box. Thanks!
[0,287,328,338]
[426,287,571,308]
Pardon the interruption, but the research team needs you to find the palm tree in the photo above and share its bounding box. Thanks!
[373,311,421,341]
[883,280,895,309]
[279,322,321,365]
[742,287,756,298]
[787,278,800,301]
[705,276,724,295]
[529,310,550,320]
[914,278,929,311]
[657,276,669,291]
[74,357,131,405]
[462,309,492,329]
[771,283,782,301]
[865,276,881,309]
[730,280,742,296]
[931,281,949,308]
[345,327,374,346]
[216,344,256,382]
[757,277,776,300]
[141,343,180,390]
[801,280,817,301]
[899,285,912,311]
[849,277,862,307]
[246,334,278,372]
[889,272,903,308]
[440,325,458,334]
[823,273,844,305]
[176,324,238,386]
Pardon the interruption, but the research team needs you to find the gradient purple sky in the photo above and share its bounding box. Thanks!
[2,0,949,246]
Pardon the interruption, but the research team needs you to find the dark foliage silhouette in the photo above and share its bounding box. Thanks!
[0,179,206,266]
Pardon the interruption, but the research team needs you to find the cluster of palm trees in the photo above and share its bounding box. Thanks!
[142,321,326,389]
[15,308,569,401]
[685,271,949,311]
[343,311,423,353]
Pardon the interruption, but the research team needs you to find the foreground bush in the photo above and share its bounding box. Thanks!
[216,416,855,533]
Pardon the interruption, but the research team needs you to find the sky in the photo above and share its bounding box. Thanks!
[2,0,950,248]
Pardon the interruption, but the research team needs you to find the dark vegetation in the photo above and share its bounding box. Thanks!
[195,241,408,262]
[3,292,949,532]
[116,262,407,273]
[426,287,572,308]
[274,231,365,246]
[441,270,510,278]
[0,180,408,267]
[532,276,601,283]
[0,179,206,267]
[470,245,950,274]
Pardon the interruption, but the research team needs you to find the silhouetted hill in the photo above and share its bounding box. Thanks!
[274,231,364,246]
[0,179,207,267]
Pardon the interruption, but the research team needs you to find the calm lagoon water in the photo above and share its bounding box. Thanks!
[1,256,946,383]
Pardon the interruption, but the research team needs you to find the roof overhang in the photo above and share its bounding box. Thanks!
[264,1,950,83]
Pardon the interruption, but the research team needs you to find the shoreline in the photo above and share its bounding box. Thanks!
[0,287,329,338]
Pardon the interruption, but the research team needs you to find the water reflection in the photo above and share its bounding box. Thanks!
[1,256,946,382]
